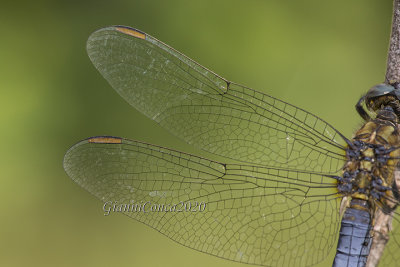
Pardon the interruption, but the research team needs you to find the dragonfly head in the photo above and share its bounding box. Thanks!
[357,83,400,121]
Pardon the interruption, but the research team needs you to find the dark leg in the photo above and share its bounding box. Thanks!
[356,95,370,121]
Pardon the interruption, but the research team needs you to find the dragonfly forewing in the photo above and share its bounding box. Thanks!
[87,26,347,173]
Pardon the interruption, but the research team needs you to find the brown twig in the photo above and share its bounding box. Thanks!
[366,172,400,267]
[366,208,393,266]
[385,0,400,85]
[366,1,400,266]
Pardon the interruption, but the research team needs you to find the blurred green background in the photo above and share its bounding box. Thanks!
[0,0,394,266]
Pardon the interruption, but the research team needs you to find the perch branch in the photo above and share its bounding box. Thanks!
[367,1,400,266]
[385,0,400,84]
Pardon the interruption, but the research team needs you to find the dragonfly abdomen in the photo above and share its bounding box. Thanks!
[333,199,372,267]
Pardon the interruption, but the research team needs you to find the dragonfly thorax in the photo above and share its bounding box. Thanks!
[338,116,400,212]
[339,141,391,202]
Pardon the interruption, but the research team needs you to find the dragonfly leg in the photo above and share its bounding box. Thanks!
[356,95,371,121]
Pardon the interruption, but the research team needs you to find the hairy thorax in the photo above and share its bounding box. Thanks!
[338,109,400,216]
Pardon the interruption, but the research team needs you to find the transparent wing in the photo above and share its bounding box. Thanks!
[86,26,347,173]
[64,136,341,267]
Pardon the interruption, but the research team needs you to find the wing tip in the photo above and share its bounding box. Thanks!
[63,136,123,177]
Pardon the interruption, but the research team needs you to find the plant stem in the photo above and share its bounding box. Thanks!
[366,2,400,266]
[385,0,400,84]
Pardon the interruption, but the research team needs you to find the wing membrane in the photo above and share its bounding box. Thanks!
[86,26,347,173]
[64,136,341,267]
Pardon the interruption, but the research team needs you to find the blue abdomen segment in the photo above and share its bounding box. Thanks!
[333,199,372,267]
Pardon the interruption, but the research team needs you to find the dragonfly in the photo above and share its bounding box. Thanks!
[63,26,400,267]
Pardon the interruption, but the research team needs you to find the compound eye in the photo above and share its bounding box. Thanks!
[366,84,395,98]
